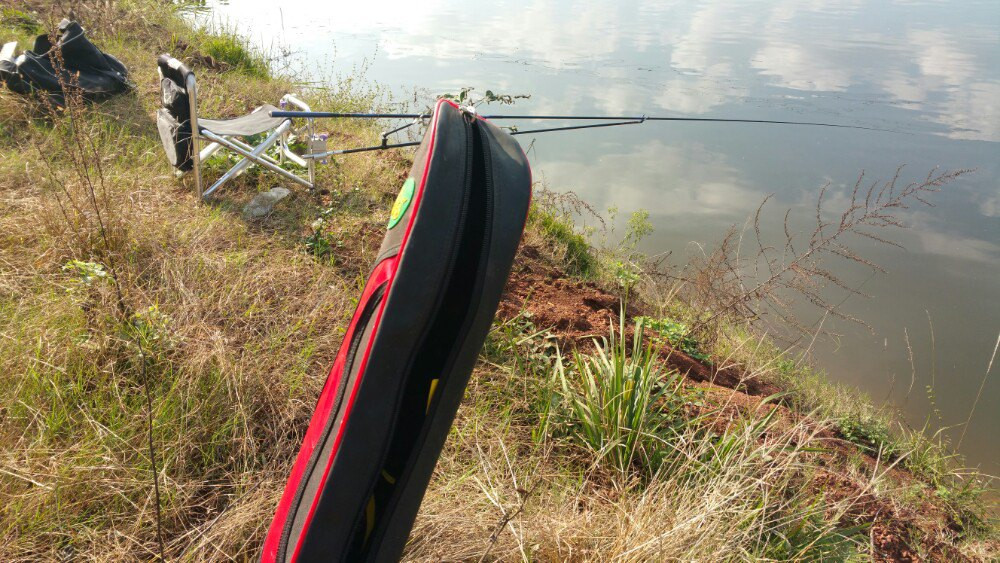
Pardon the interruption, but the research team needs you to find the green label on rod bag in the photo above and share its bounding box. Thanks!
[388,178,415,229]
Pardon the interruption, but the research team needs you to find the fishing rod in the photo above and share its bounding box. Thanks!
[271,108,898,158]
[270,109,893,133]
[302,118,647,157]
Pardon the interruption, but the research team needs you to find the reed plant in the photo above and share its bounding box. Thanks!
[551,315,684,475]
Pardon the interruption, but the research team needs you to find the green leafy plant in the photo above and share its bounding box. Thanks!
[303,208,341,261]
[640,316,711,363]
[623,209,653,251]
[551,316,683,474]
[126,304,173,352]
[62,260,109,289]
[837,413,897,457]
[606,207,653,298]
[761,506,867,560]
[613,260,642,292]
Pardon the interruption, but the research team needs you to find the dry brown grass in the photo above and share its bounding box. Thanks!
[0,2,404,559]
[676,167,969,342]
[408,358,854,561]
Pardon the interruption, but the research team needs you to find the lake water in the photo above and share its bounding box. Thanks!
[198,0,999,476]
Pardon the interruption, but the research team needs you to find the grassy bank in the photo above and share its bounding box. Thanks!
[0,2,995,560]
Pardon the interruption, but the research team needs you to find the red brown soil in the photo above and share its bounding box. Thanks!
[498,244,780,397]
[497,242,989,562]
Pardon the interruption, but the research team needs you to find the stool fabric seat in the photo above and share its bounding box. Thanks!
[199,105,284,137]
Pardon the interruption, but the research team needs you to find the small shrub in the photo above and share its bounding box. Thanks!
[304,209,341,262]
[604,207,653,298]
[483,312,557,371]
[613,259,642,296]
[837,413,898,457]
[128,304,173,351]
[62,260,109,289]
[622,209,653,250]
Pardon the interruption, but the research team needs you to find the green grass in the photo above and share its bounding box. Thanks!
[0,7,41,33]
[529,206,596,276]
[200,33,270,78]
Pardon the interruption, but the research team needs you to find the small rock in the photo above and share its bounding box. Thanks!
[243,187,291,220]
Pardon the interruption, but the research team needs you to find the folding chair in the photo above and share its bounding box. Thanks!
[155,54,315,200]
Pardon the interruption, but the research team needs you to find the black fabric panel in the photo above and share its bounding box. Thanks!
[12,52,61,96]
[155,55,195,171]
[288,103,471,561]
[276,102,531,563]
[281,282,388,558]
[364,116,531,563]
[0,59,31,95]
[160,78,189,118]
[354,115,488,557]
[156,108,192,171]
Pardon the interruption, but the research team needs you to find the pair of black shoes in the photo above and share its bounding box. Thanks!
[1,18,131,104]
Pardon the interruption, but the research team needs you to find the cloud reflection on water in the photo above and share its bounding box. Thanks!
[212,0,998,140]
[540,141,763,218]
[374,0,1000,140]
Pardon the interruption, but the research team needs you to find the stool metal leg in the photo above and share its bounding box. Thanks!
[186,74,203,200]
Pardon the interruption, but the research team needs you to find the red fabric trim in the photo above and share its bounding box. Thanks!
[260,257,395,561]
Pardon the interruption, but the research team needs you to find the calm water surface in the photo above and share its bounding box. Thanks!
[201,0,999,474]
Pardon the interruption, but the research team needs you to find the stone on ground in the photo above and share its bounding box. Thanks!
[243,186,291,219]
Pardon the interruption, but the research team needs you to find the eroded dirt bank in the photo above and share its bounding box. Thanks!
[496,242,984,562]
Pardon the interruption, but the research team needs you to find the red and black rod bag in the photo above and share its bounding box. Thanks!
[261,99,531,562]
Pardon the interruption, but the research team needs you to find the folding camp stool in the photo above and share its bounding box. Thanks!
[155,54,315,200]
